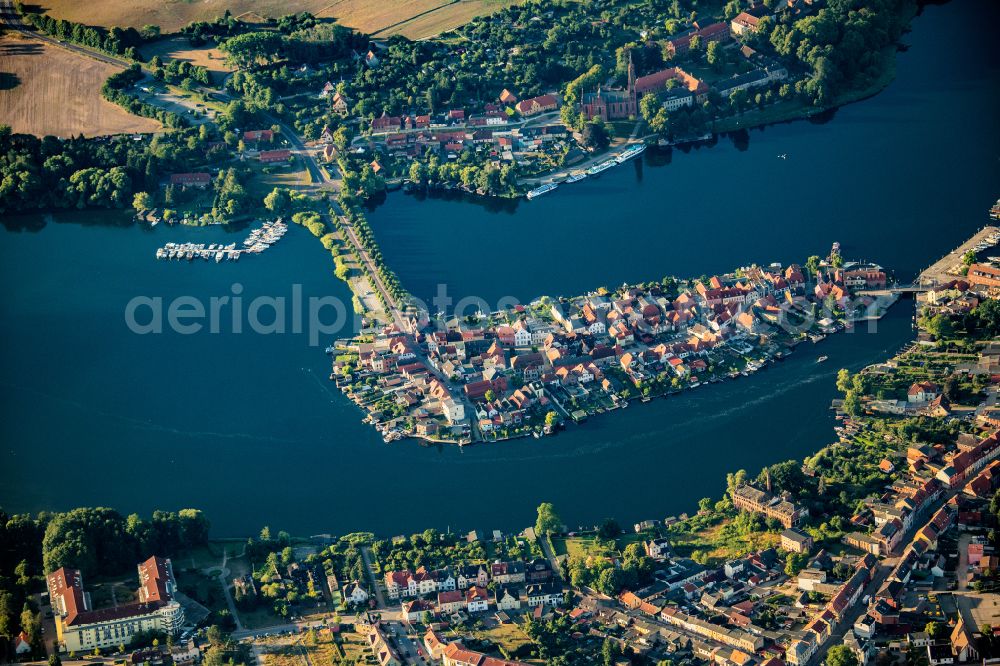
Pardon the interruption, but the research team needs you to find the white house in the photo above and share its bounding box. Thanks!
[343,581,369,605]
[513,327,531,347]
[442,398,465,423]
[494,586,521,611]
[645,538,671,560]
[465,586,490,613]
[525,582,562,608]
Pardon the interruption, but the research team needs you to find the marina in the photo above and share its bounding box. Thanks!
[153,219,288,262]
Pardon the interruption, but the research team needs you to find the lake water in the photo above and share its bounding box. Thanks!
[1,0,998,538]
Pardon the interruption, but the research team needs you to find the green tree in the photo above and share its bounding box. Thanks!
[842,390,860,417]
[263,187,291,213]
[706,41,723,68]
[132,191,153,212]
[535,502,561,536]
[805,255,821,278]
[639,93,661,124]
[598,518,621,539]
[581,120,610,151]
[784,552,809,576]
[826,645,858,666]
[0,590,16,639]
[726,469,747,497]
[14,560,31,587]
[836,368,852,394]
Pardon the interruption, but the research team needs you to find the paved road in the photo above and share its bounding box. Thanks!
[538,533,564,581]
[360,545,388,609]
[956,532,972,591]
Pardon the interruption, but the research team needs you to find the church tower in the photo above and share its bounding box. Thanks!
[627,50,637,95]
[627,49,637,115]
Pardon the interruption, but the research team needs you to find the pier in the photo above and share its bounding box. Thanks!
[856,225,1000,297]
[154,219,288,263]
[916,224,1000,286]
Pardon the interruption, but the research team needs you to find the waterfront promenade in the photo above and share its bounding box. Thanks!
[918,225,1000,286]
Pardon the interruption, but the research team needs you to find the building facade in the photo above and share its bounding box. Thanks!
[48,558,185,653]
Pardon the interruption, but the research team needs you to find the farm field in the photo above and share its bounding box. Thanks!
[141,37,234,85]
[0,33,162,137]
[39,0,522,40]
[316,0,520,39]
[36,0,335,33]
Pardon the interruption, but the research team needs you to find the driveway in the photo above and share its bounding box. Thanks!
[360,545,388,609]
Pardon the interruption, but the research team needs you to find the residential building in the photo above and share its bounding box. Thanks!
[515,94,558,116]
[780,528,814,554]
[494,586,521,611]
[968,262,1000,290]
[732,484,808,528]
[48,559,185,653]
[169,172,211,189]
[258,149,291,163]
[465,586,490,613]
[525,582,562,608]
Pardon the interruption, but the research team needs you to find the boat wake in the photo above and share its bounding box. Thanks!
[2,382,300,445]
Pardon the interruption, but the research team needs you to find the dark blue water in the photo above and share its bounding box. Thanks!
[1,0,997,538]
[368,0,1000,307]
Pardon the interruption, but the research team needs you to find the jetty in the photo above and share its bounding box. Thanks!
[917,224,1000,286]
[154,219,288,263]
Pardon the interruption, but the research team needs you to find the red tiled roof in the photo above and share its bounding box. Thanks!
[67,601,165,627]
[137,556,173,603]
[47,567,87,623]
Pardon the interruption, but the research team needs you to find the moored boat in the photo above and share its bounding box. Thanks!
[615,144,646,164]
[586,159,618,176]
[526,182,558,200]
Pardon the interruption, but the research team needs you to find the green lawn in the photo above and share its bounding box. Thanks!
[551,531,650,559]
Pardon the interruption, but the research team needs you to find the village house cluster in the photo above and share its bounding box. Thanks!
[314,87,569,184]
[310,0,818,191]
[332,260,890,444]
[377,557,561,621]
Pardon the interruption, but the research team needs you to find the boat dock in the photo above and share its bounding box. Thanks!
[154,219,288,263]
[917,224,1000,286]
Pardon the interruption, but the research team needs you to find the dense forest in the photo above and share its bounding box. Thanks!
[0,123,228,214]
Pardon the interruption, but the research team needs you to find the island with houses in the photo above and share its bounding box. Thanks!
[330,246,896,444]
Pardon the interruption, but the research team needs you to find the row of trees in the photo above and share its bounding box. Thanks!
[20,8,145,59]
